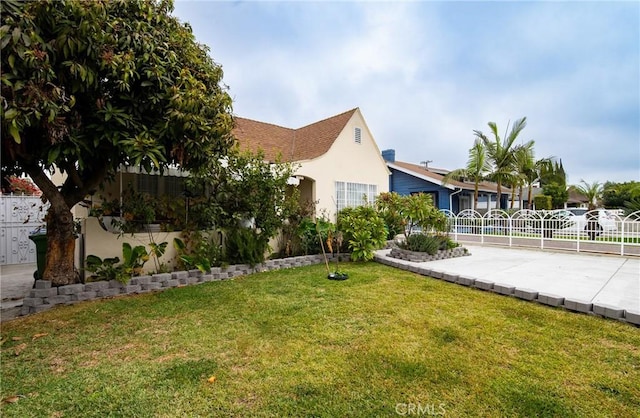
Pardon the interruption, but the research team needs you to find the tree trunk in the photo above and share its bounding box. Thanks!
[473,182,479,211]
[24,164,83,286]
[495,182,502,210]
[43,199,77,285]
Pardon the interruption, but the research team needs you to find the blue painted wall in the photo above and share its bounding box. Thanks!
[389,168,453,211]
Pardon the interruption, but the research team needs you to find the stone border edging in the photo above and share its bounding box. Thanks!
[19,254,333,317]
[374,254,640,327]
[389,247,470,262]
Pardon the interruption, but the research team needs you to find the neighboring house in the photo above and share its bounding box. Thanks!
[566,188,589,208]
[233,108,390,221]
[382,149,513,213]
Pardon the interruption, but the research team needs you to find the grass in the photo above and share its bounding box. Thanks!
[1,262,639,417]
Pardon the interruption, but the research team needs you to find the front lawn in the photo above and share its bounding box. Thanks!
[1,263,638,417]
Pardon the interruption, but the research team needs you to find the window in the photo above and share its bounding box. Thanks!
[138,174,159,195]
[165,176,186,197]
[137,174,186,197]
[335,181,377,211]
[354,127,362,144]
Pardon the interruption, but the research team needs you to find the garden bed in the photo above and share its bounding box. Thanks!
[18,253,336,318]
[388,246,470,262]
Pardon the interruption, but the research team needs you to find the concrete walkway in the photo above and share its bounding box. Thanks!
[1,263,37,321]
[375,245,639,324]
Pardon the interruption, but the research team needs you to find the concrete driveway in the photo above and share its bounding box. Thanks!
[375,245,639,324]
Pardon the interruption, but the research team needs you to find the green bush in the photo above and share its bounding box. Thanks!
[338,206,386,261]
[174,230,223,272]
[434,234,459,251]
[399,234,440,255]
[225,227,269,266]
[399,234,458,255]
[85,242,149,283]
[375,192,406,239]
[534,195,552,210]
[297,217,335,255]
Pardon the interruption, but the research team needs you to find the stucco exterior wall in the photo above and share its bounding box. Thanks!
[82,217,182,279]
[294,110,390,220]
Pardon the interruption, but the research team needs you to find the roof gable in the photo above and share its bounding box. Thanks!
[233,108,358,162]
[389,160,510,194]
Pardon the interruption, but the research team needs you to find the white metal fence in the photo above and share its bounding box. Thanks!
[0,194,48,265]
[441,209,640,257]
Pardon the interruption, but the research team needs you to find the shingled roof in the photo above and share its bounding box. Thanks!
[390,160,509,194]
[233,108,358,162]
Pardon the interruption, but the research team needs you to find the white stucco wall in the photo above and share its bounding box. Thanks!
[295,109,390,221]
[82,217,182,279]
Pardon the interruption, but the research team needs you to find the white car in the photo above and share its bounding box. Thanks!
[555,208,618,234]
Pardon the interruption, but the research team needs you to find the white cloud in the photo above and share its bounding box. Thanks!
[173,0,639,184]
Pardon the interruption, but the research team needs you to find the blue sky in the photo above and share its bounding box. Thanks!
[173,0,640,185]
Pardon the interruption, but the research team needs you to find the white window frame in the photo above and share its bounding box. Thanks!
[335,181,377,211]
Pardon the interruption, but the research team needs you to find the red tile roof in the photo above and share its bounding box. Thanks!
[233,108,358,162]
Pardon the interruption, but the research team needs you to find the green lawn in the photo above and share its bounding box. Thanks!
[1,263,639,417]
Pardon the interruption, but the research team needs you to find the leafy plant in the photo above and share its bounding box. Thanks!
[85,242,149,283]
[188,147,298,251]
[375,192,405,239]
[173,232,222,273]
[376,192,447,238]
[398,233,458,255]
[225,227,269,266]
[276,196,314,258]
[534,195,552,210]
[148,240,168,273]
[85,255,121,282]
[338,206,386,262]
[298,217,335,255]
[1,0,234,285]
[399,234,440,255]
[624,196,640,215]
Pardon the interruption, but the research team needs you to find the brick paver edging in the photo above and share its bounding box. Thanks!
[389,247,470,262]
[374,254,640,327]
[20,254,332,317]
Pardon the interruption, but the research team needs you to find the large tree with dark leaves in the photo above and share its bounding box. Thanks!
[1,0,234,285]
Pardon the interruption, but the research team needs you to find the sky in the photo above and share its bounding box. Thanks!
[172,0,640,185]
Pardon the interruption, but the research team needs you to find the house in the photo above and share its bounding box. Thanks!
[60,108,388,271]
[233,108,390,220]
[382,149,513,213]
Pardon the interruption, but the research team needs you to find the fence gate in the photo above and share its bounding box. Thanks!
[0,195,48,265]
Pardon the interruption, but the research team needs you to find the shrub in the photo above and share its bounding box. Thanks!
[534,195,552,210]
[398,233,458,255]
[376,192,447,238]
[225,227,269,266]
[375,192,406,239]
[85,243,149,283]
[399,234,440,255]
[174,230,223,272]
[297,217,335,256]
[337,206,386,261]
[434,234,458,250]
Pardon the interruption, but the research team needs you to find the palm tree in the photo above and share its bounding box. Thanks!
[510,142,535,209]
[513,146,553,210]
[575,180,603,210]
[474,117,531,209]
[523,158,553,209]
[442,139,491,210]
